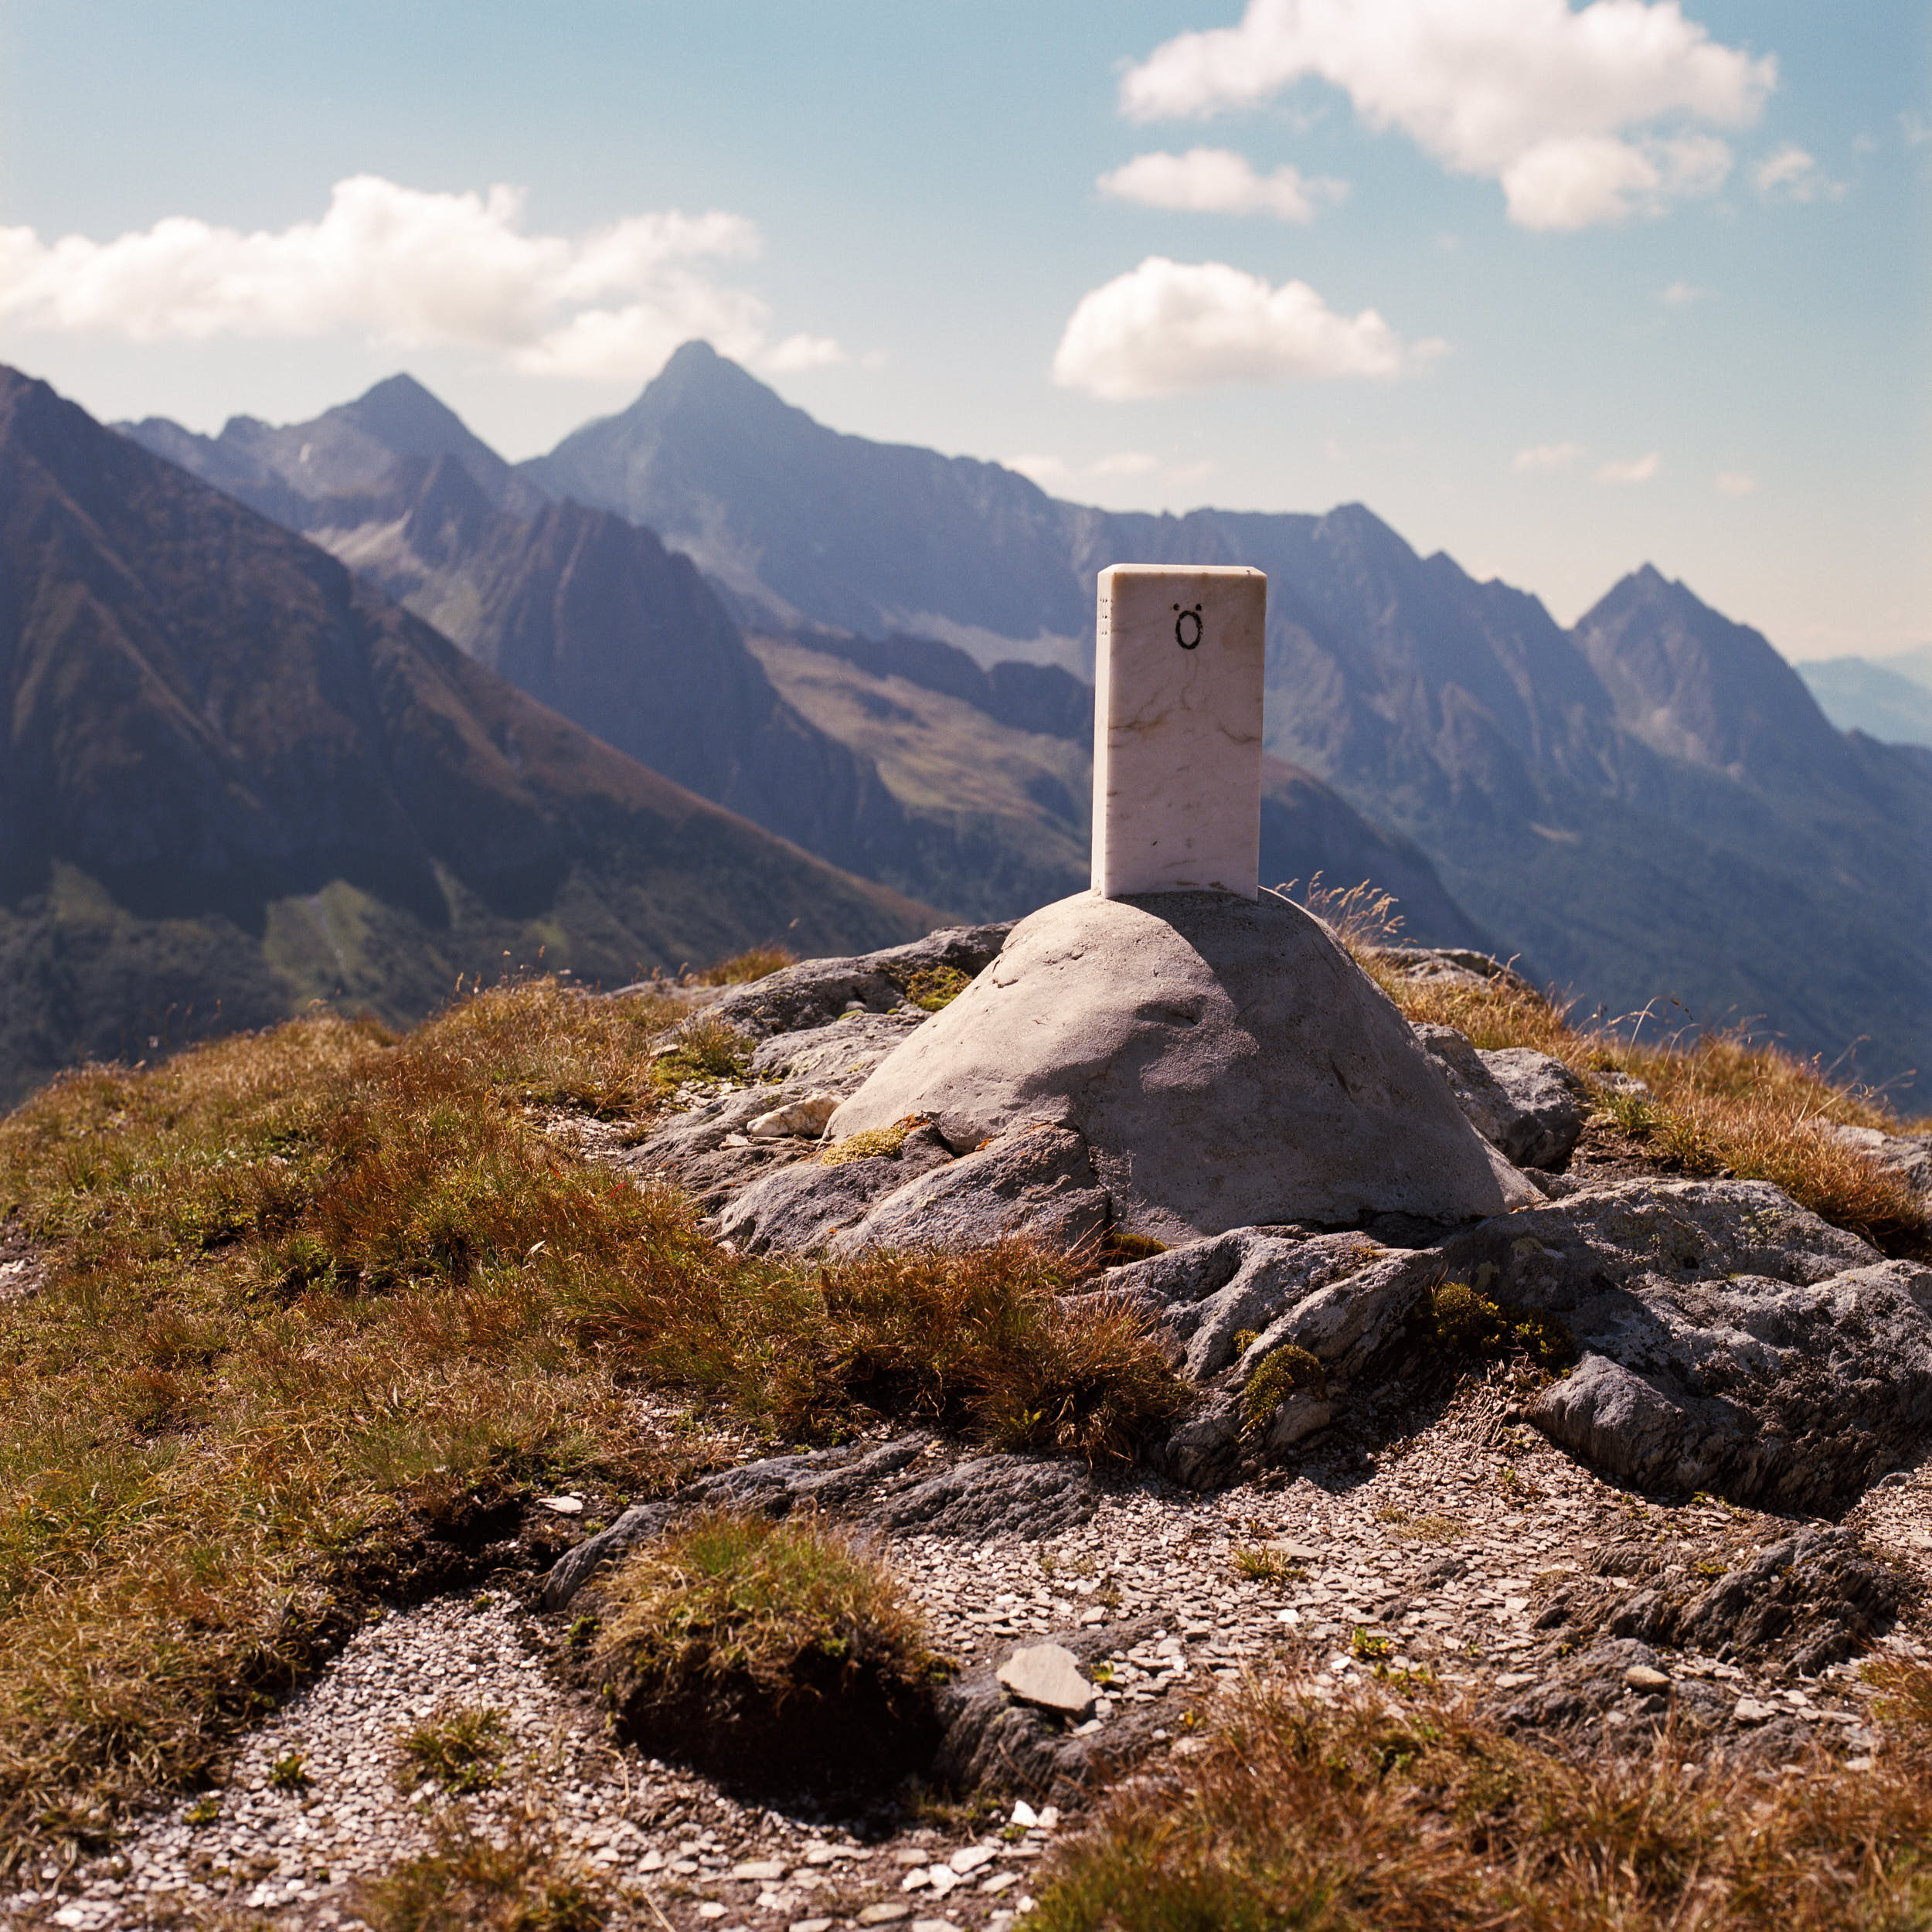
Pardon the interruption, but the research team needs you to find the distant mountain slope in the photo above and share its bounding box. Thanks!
[758,628,1495,952]
[0,367,934,1102]
[1798,654,1932,750]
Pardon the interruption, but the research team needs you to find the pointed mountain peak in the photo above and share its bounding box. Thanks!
[330,372,497,465]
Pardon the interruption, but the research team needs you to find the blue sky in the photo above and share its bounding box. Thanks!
[2,0,1926,656]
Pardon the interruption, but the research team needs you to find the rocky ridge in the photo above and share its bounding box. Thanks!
[10,929,1930,1932]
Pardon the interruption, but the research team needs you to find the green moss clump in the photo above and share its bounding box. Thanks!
[901,964,971,1012]
[1421,1282,1572,1367]
[818,1115,930,1166]
[1241,1344,1325,1431]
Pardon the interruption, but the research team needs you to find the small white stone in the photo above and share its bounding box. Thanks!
[998,1644,1095,1716]
[747,1094,840,1138]
[537,1495,584,1515]
[733,1859,786,1881]
[948,1845,995,1875]
[1009,1801,1039,1829]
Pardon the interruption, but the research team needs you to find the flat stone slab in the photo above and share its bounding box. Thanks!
[996,1642,1096,1717]
[827,889,1536,1242]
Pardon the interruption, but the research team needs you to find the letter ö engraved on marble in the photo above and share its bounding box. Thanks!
[1173,604,1203,650]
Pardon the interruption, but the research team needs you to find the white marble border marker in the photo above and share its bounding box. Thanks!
[1091,564,1267,900]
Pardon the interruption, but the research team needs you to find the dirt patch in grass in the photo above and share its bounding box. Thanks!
[0,980,1179,1866]
[590,1512,944,1796]
[1032,1662,1932,1930]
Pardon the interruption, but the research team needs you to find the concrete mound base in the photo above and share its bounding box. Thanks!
[825,889,1536,1243]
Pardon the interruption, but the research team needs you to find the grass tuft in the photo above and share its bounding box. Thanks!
[397,1706,511,1794]
[1032,1664,1932,1930]
[651,1014,753,1087]
[593,1512,940,1789]
[1241,1344,1325,1431]
[695,945,798,987]
[355,1808,604,1932]
[1420,1281,1574,1368]
[900,964,971,1012]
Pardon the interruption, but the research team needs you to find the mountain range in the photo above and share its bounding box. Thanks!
[1797,648,1932,751]
[0,367,934,1102]
[116,345,1932,1090]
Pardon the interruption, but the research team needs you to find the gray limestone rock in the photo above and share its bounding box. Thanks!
[1420,1177,1930,1509]
[1481,1047,1589,1168]
[749,1010,927,1090]
[713,1126,954,1254]
[1412,1025,1587,1170]
[1095,1228,1386,1379]
[616,1078,832,1211]
[703,923,1014,1042]
[933,1619,1165,1801]
[1367,945,1534,994]
[827,890,1537,1243]
[829,1125,1111,1258]
[869,1454,1104,1541]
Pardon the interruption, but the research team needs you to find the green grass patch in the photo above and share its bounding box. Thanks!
[1417,1281,1573,1369]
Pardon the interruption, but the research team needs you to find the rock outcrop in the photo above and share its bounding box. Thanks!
[827,891,1536,1243]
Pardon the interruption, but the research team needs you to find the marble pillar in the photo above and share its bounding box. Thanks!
[1090,564,1267,900]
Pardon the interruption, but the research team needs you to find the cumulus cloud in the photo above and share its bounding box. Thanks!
[1657,278,1713,304]
[1097,148,1348,221]
[1051,256,1429,399]
[1514,440,1585,472]
[0,175,839,381]
[1008,450,1162,489]
[1596,452,1660,483]
[1753,142,1845,202]
[1119,0,1773,229]
[1716,470,1757,495]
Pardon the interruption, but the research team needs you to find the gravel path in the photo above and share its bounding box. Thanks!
[10,1376,1929,1932]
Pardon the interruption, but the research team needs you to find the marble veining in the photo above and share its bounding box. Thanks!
[1091,564,1267,900]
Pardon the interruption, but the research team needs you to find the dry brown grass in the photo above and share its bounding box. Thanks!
[0,980,1180,1867]
[1033,1665,1932,1930]
[1291,888,1932,1257]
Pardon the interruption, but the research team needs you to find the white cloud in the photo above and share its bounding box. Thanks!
[1596,452,1660,482]
[1903,112,1931,148]
[1514,440,1585,472]
[1051,256,1428,399]
[1120,0,1772,229]
[1097,148,1348,221]
[0,175,840,383]
[1753,142,1845,202]
[1716,470,1757,495]
[1657,278,1713,305]
[1008,450,1162,488]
